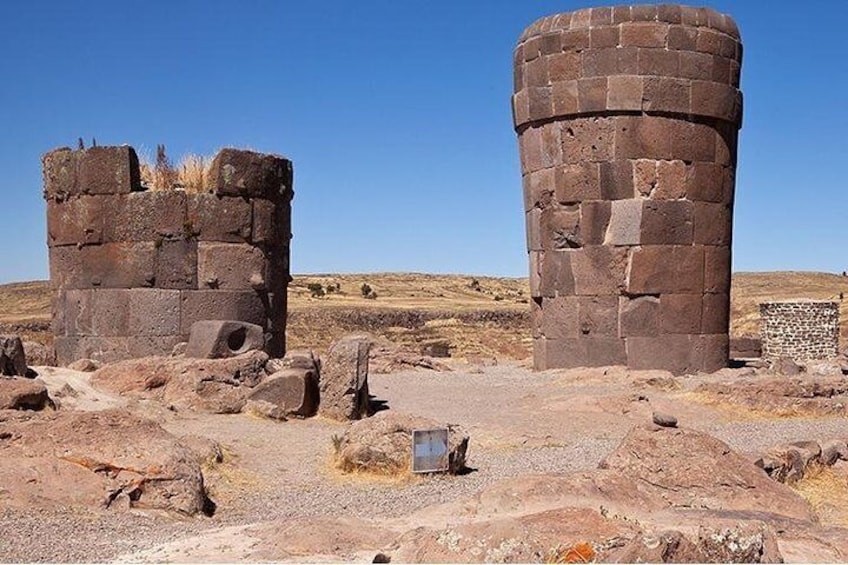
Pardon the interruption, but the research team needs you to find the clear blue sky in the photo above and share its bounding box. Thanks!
[1,1,846,283]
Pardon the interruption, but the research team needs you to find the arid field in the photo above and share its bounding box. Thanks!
[3,271,847,357]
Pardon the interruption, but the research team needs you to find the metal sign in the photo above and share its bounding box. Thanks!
[411,428,449,473]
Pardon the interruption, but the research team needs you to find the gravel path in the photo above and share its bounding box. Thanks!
[2,362,847,563]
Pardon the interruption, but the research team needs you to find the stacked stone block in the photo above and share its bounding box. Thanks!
[513,5,742,375]
[43,146,293,365]
[760,301,839,361]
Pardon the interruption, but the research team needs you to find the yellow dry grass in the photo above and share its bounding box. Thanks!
[138,150,212,193]
[792,465,848,527]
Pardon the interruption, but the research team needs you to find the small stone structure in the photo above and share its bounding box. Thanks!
[43,146,293,365]
[512,5,743,374]
[760,301,839,361]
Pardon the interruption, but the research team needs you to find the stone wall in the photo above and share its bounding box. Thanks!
[43,146,293,365]
[512,4,743,375]
[760,301,839,361]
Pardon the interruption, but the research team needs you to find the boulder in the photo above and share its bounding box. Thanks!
[652,411,678,428]
[178,434,225,465]
[0,377,52,410]
[335,411,469,476]
[0,335,28,376]
[268,349,320,373]
[91,350,269,413]
[821,440,848,466]
[320,335,370,421]
[22,341,56,367]
[757,441,822,484]
[184,320,265,359]
[0,409,211,515]
[599,424,815,521]
[247,367,319,419]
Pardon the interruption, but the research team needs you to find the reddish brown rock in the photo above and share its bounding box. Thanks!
[0,378,51,410]
[1,335,28,376]
[319,335,371,421]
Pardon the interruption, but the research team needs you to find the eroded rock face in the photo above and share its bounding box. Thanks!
[0,378,51,410]
[319,335,370,421]
[22,341,56,367]
[599,424,814,521]
[0,409,211,515]
[90,350,269,413]
[335,411,468,475]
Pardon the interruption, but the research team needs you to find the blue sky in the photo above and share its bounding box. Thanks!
[1,0,846,283]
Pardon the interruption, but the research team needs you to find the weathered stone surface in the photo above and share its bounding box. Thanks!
[652,411,678,427]
[247,367,319,419]
[731,335,762,359]
[208,148,293,201]
[179,290,270,335]
[0,377,51,410]
[90,351,269,414]
[184,320,265,359]
[334,411,469,475]
[0,409,210,514]
[77,146,141,195]
[106,191,187,242]
[319,335,370,421]
[186,194,252,243]
[0,335,28,376]
[197,242,268,291]
[22,341,56,367]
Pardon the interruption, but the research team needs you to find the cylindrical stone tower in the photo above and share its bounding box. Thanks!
[513,5,742,375]
[760,301,840,362]
[42,146,293,365]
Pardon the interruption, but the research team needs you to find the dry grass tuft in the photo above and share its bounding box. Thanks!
[138,145,213,193]
[792,465,848,527]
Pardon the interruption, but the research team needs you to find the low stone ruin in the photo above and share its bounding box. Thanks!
[760,300,840,361]
[42,145,293,365]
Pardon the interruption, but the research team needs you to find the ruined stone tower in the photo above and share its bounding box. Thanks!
[513,5,742,374]
[43,146,292,365]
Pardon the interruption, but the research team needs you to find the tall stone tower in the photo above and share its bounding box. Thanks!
[512,5,742,374]
[43,146,292,365]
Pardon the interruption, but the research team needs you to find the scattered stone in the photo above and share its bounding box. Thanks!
[652,411,678,428]
[0,377,52,410]
[184,320,265,359]
[771,356,803,376]
[272,349,320,372]
[420,339,451,358]
[22,341,56,367]
[68,358,102,372]
[0,335,28,376]
[334,411,469,476]
[247,367,319,419]
[171,342,188,357]
[320,335,371,421]
[820,440,848,466]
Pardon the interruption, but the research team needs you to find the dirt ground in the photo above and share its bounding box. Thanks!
[3,359,848,562]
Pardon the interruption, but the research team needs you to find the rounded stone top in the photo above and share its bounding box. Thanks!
[518,4,740,43]
[512,4,743,130]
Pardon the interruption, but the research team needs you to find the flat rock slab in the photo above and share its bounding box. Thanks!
[0,408,210,515]
[0,377,51,410]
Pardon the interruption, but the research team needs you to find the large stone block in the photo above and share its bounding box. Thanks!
[661,293,702,334]
[247,368,319,419]
[704,246,731,293]
[540,296,580,339]
[605,200,642,245]
[701,293,729,334]
[554,163,600,203]
[209,149,293,201]
[319,335,370,421]
[571,246,627,296]
[184,320,265,359]
[539,250,575,298]
[694,202,732,245]
[54,336,131,366]
[52,243,157,290]
[42,148,78,201]
[540,206,581,250]
[77,146,141,195]
[628,245,704,294]
[46,196,106,247]
[627,335,697,375]
[640,200,694,245]
[619,295,660,337]
[579,200,611,244]
[106,191,187,242]
[186,194,252,243]
[252,199,286,245]
[197,242,268,291]
[127,336,184,359]
[543,336,626,368]
[155,239,198,290]
[128,289,181,337]
[179,290,269,335]
[64,289,130,337]
[578,295,618,337]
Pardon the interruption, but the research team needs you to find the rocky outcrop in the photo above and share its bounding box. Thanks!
[0,377,52,410]
[90,351,269,413]
[0,409,211,515]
